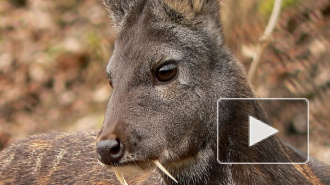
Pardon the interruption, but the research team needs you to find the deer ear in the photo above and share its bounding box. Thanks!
[163,0,221,24]
[103,0,130,28]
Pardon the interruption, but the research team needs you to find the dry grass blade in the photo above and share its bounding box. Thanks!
[114,171,128,185]
[153,160,178,183]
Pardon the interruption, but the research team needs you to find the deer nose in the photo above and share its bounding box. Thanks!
[97,138,124,165]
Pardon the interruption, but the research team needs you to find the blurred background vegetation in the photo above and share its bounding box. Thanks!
[0,0,329,164]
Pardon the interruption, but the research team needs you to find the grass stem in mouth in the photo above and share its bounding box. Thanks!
[114,171,128,185]
[153,160,178,183]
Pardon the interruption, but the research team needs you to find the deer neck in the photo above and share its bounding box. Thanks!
[159,104,308,185]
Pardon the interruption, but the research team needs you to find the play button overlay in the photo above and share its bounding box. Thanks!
[249,116,278,147]
[217,98,309,164]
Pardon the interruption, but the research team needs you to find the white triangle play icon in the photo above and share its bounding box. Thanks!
[249,116,279,147]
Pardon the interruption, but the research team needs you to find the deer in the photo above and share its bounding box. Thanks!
[1,0,329,184]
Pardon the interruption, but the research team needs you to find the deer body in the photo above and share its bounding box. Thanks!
[0,131,158,185]
[1,0,329,184]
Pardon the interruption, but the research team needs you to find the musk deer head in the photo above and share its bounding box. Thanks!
[96,0,256,184]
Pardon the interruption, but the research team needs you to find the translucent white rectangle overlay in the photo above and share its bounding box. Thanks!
[217,98,309,164]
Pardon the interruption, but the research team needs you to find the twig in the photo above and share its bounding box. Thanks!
[248,0,283,85]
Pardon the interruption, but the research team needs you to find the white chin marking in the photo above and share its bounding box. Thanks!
[111,165,154,176]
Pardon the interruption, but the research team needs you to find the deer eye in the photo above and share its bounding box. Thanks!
[155,63,178,83]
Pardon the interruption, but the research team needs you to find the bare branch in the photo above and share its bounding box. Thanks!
[248,0,283,85]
